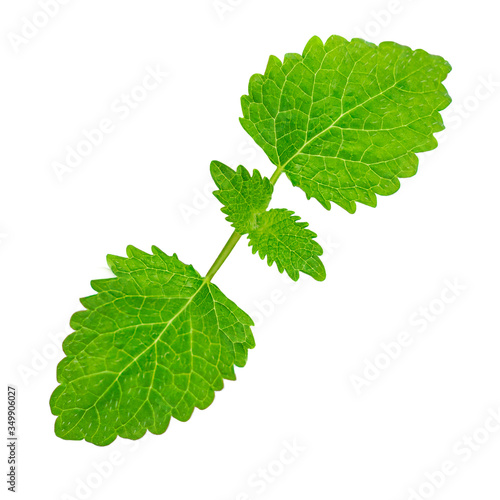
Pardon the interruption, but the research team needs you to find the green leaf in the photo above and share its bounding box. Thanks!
[240,35,452,213]
[210,161,273,233]
[211,161,324,281]
[50,246,255,446]
[248,209,326,281]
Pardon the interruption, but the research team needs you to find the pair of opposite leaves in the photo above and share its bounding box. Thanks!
[50,35,452,445]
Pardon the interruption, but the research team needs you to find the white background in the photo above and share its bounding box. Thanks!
[1,0,499,499]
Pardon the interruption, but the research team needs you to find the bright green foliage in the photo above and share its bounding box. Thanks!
[51,35,452,446]
[240,35,452,213]
[248,209,326,281]
[210,161,272,233]
[211,161,325,281]
[50,246,254,445]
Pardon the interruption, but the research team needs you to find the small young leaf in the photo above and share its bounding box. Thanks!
[211,162,324,281]
[210,161,273,233]
[240,35,452,213]
[248,209,326,281]
[50,246,254,446]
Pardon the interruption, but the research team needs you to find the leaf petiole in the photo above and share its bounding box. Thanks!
[204,230,242,282]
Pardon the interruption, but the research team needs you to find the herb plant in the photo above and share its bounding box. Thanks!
[50,35,451,446]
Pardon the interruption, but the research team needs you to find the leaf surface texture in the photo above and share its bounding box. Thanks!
[211,161,273,233]
[248,209,326,281]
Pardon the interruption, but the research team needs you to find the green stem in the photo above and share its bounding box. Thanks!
[269,166,284,186]
[205,230,242,282]
[205,165,285,282]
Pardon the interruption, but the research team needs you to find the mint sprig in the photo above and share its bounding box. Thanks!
[50,35,451,445]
